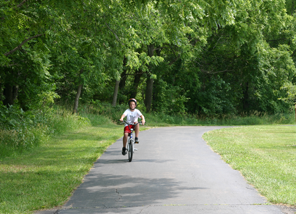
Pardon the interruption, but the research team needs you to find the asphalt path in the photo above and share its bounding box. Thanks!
[54,126,290,214]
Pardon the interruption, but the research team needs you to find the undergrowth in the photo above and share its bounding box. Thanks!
[0,105,90,158]
[79,102,295,126]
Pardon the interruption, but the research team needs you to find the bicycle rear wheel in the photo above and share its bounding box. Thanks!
[128,139,133,162]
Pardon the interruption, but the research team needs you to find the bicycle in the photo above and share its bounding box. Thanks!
[121,120,142,162]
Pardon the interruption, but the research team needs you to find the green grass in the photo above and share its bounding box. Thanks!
[203,125,296,205]
[0,116,139,213]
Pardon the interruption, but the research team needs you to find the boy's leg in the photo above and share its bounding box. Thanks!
[123,132,129,147]
[135,123,139,137]
[122,125,130,155]
[135,123,139,143]
[122,132,129,155]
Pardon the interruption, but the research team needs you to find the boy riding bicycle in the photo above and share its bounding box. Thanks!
[119,98,145,155]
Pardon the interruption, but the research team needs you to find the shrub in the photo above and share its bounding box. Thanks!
[0,104,91,158]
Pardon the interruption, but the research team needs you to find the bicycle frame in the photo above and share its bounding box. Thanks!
[122,120,141,162]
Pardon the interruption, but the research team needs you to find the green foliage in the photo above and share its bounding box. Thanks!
[0,104,90,158]
[253,43,296,112]
[153,79,188,114]
[144,111,295,126]
[77,102,295,126]
[0,105,49,157]
[45,108,91,136]
[1,0,296,144]
[81,101,128,123]
[188,74,238,115]
[0,125,48,158]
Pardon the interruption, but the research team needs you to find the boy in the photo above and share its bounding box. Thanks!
[119,98,145,155]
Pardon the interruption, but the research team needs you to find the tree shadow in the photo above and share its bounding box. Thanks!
[63,173,207,211]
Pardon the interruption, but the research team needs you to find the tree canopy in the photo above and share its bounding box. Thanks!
[1,0,295,116]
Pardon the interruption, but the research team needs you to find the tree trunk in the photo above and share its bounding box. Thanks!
[119,69,127,90]
[3,84,18,106]
[119,57,128,90]
[73,84,82,114]
[112,80,120,107]
[130,70,142,98]
[73,69,84,114]
[145,76,154,112]
[145,44,155,112]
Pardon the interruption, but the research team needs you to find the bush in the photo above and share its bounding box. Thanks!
[0,125,49,157]
[0,104,91,158]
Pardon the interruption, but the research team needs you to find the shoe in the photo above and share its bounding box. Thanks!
[135,137,139,144]
[122,147,127,155]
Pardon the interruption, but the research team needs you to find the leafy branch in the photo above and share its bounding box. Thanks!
[4,34,44,56]
[17,0,28,8]
[105,23,125,46]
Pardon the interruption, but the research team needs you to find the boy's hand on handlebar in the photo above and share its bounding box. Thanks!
[119,118,123,122]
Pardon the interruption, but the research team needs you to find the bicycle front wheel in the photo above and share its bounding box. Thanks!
[128,139,133,162]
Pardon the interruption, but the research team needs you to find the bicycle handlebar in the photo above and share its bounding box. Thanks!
[120,120,143,126]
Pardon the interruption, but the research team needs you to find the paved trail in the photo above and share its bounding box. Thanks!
[56,126,288,214]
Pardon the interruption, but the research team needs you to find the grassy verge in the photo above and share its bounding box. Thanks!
[203,125,296,206]
[0,115,150,213]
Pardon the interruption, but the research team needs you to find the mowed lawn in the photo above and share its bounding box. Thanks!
[0,125,125,213]
[203,125,296,206]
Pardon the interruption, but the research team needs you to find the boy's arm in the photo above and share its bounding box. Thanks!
[119,114,126,121]
[140,115,145,125]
